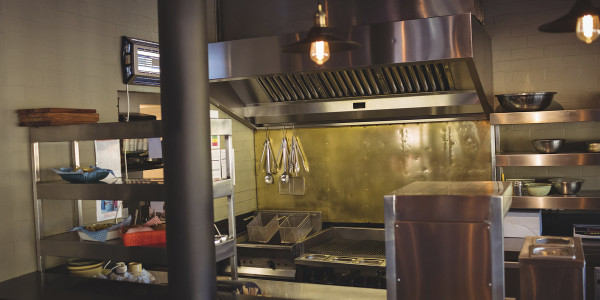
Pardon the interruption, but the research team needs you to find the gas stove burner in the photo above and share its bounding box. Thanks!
[330,256,357,263]
[358,258,384,265]
[304,254,330,261]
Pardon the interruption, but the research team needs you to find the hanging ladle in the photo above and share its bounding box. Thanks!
[277,127,290,184]
[289,127,309,175]
[259,128,277,184]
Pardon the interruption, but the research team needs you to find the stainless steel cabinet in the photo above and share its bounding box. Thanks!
[29,119,238,278]
[491,109,600,210]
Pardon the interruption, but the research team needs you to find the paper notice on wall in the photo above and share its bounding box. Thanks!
[220,149,228,179]
[148,138,162,159]
[94,139,122,178]
[96,200,123,222]
[211,149,221,161]
[211,135,220,149]
[212,160,222,181]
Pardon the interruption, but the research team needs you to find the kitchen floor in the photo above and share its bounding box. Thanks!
[235,277,386,300]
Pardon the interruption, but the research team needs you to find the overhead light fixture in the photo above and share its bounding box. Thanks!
[539,0,600,44]
[281,3,360,65]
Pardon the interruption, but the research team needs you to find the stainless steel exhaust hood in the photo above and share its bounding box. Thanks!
[208,12,492,128]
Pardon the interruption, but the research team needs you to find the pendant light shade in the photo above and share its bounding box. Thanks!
[281,4,360,65]
[539,0,600,32]
[281,26,361,53]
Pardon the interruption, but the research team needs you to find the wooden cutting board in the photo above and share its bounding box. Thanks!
[18,111,99,127]
[19,120,97,127]
[17,108,97,115]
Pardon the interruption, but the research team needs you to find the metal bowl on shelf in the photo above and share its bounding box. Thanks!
[525,183,552,196]
[547,178,584,195]
[532,139,564,154]
[496,92,556,112]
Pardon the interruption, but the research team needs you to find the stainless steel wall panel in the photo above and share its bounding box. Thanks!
[255,121,491,223]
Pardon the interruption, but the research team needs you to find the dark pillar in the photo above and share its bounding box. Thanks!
[157,0,216,299]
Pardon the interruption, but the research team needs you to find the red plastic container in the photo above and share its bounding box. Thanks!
[122,229,166,246]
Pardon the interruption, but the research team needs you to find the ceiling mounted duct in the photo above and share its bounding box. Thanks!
[207,1,491,128]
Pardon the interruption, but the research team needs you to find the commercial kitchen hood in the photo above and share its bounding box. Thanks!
[207,10,492,128]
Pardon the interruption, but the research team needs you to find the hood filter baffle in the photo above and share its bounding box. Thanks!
[257,63,455,103]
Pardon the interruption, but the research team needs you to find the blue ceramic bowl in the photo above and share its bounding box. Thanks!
[51,167,114,183]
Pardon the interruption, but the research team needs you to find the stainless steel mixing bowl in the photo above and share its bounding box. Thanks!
[548,178,584,195]
[532,139,564,153]
[496,92,556,112]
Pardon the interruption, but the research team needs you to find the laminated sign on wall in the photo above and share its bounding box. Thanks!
[97,200,123,221]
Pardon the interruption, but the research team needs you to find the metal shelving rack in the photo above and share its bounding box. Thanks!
[30,119,238,279]
[490,109,600,210]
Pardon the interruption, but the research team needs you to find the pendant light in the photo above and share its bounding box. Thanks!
[539,0,600,44]
[281,2,360,65]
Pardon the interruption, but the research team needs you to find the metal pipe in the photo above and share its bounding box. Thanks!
[158,0,216,299]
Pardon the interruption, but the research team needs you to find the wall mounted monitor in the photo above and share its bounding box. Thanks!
[121,36,160,86]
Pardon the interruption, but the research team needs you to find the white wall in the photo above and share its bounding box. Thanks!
[0,0,257,282]
[0,0,160,282]
[484,0,600,107]
[484,0,600,188]
[211,106,257,222]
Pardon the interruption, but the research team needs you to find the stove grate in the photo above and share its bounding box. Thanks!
[309,239,385,256]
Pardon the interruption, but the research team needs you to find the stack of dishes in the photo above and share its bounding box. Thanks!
[66,258,103,278]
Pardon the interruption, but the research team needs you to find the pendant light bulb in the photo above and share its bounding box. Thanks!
[576,14,600,44]
[310,40,330,65]
[310,4,330,65]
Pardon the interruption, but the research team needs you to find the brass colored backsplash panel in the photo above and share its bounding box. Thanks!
[255,121,491,223]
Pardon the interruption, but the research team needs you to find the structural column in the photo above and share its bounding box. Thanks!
[158,0,216,299]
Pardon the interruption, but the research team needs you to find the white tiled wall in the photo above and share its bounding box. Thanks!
[211,106,257,222]
[0,0,256,282]
[484,0,600,109]
[0,0,159,282]
[485,0,600,188]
